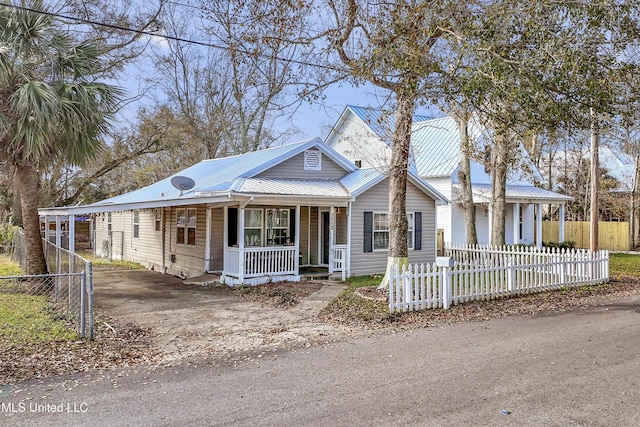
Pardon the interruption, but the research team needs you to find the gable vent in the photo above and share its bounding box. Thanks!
[304,150,322,171]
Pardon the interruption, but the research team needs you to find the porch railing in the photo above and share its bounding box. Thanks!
[330,245,347,280]
[224,246,297,279]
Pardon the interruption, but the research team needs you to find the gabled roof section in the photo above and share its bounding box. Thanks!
[88,138,356,208]
[469,184,572,203]
[410,116,472,177]
[327,105,431,142]
[341,168,448,205]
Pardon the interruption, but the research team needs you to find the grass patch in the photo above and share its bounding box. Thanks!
[321,274,391,322]
[77,251,144,270]
[0,294,76,344]
[0,254,22,276]
[346,274,384,289]
[609,253,640,277]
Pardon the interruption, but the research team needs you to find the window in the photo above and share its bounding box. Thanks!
[133,210,140,239]
[177,208,197,245]
[155,209,162,232]
[406,213,414,249]
[304,150,322,171]
[266,209,289,245]
[364,211,421,252]
[244,209,263,246]
[107,213,112,233]
[373,213,389,250]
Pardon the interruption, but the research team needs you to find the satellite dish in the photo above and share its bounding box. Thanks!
[171,176,195,195]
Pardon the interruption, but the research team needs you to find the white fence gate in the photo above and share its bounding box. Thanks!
[389,245,609,314]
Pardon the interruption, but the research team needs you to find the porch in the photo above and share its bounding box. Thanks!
[220,244,347,286]
[216,204,349,286]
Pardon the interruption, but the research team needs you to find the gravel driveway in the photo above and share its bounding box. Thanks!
[93,269,351,363]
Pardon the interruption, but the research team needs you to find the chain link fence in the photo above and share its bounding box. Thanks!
[5,229,93,340]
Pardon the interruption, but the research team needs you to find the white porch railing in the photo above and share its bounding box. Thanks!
[390,244,609,313]
[224,246,297,279]
[329,245,347,280]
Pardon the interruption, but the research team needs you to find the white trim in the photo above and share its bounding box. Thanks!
[205,207,212,272]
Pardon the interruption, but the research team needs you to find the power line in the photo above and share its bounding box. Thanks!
[0,1,339,72]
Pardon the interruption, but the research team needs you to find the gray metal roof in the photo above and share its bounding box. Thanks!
[469,184,572,203]
[346,105,431,140]
[40,137,447,216]
[88,138,356,207]
[234,178,350,198]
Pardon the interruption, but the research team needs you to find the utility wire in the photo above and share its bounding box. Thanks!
[0,1,339,72]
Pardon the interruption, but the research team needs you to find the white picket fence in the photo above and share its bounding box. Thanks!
[389,244,609,313]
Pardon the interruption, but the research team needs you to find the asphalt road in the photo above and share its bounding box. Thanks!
[3,295,640,427]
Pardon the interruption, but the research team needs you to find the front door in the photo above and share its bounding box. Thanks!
[321,211,330,265]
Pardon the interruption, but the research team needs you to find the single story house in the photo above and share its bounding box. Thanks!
[39,138,447,285]
[325,106,572,246]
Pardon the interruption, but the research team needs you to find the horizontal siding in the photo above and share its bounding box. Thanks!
[256,150,347,180]
[350,179,437,276]
[210,208,224,271]
[428,177,452,244]
[94,209,164,268]
[326,113,389,169]
[167,205,207,277]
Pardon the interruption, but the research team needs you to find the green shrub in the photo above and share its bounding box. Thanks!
[543,241,576,249]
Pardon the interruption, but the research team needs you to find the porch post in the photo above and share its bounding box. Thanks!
[559,204,566,243]
[329,206,335,273]
[346,202,352,279]
[536,203,543,248]
[238,206,245,284]
[294,205,300,275]
[205,207,212,272]
[512,203,520,245]
[43,214,49,243]
[55,215,62,248]
[69,214,76,254]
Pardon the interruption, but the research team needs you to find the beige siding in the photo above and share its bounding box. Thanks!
[94,206,208,278]
[94,209,164,269]
[256,150,347,180]
[350,179,437,276]
[309,207,319,265]
[335,210,348,245]
[166,205,207,277]
[300,206,310,265]
[210,207,224,271]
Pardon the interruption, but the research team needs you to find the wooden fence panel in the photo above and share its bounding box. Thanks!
[542,221,630,251]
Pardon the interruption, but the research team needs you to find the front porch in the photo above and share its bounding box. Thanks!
[216,204,348,286]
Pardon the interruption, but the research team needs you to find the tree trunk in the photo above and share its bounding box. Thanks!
[15,163,47,275]
[12,172,23,226]
[456,111,478,245]
[378,93,414,289]
[590,107,599,253]
[490,131,508,246]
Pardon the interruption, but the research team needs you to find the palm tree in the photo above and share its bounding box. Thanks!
[0,1,122,274]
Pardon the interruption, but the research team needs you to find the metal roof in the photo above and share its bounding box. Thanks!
[469,184,573,203]
[88,138,356,207]
[39,137,447,216]
[346,105,431,140]
[234,178,350,198]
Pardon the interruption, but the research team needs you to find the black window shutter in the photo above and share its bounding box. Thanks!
[363,211,373,252]
[289,209,295,243]
[414,212,422,251]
